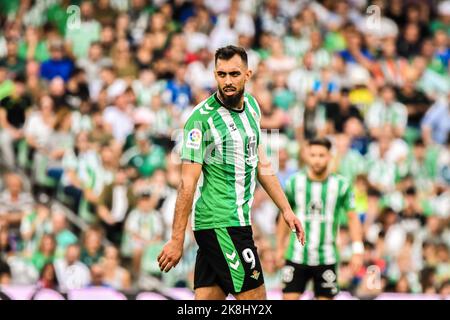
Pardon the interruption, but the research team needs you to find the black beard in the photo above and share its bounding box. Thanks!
[311,166,328,177]
[218,87,245,110]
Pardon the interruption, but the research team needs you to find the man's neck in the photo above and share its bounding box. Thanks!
[307,169,329,182]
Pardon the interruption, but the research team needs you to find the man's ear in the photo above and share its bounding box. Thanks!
[245,68,253,81]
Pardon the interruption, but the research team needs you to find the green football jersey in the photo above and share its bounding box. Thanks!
[181,92,262,231]
[284,170,355,266]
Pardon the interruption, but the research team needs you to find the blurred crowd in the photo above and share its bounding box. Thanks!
[0,0,449,297]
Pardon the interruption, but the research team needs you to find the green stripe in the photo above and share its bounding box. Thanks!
[285,175,296,261]
[318,178,328,265]
[302,177,312,265]
[333,179,345,262]
[245,94,261,119]
[215,228,245,293]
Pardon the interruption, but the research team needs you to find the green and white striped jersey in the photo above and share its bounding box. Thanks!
[180,92,262,231]
[284,171,355,266]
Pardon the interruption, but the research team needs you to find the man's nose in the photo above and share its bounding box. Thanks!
[224,75,233,86]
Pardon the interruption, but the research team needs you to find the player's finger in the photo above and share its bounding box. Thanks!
[294,220,304,245]
[157,251,166,263]
[159,257,169,270]
[157,250,164,261]
[164,261,174,273]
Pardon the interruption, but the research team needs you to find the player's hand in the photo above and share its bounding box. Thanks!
[282,210,305,246]
[158,239,184,273]
[350,253,363,274]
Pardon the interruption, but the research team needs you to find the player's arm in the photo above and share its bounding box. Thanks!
[257,146,305,245]
[344,184,364,273]
[158,161,202,272]
[276,213,290,268]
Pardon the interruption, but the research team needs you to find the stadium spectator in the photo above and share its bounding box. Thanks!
[54,243,91,292]
[101,245,131,291]
[0,173,34,226]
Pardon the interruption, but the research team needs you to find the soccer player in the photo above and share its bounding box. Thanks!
[277,138,364,300]
[158,45,305,300]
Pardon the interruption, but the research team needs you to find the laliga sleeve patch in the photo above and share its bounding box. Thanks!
[186,128,202,150]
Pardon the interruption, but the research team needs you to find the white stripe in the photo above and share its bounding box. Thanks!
[308,181,322,266]
[238,111,257,224]
[207,117,223,165]
[324,176,339,265]
[191,172,204,230]
[217,108,246,226]
[293,174,306,263]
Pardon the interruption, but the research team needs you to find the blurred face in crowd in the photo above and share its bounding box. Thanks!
[427,216,441,235]
[335,134,350,155]
[421,39,435,59]
[302,51,314,70]
[103,246,120,268]
[41,263,57,282]
[305,92,318,110]
[413,143,426,161]
[6,41,18,57]
[404,23,420,43]
[50,45,64,60]
[151,12,166,32]
[5,173,22,195]
[75,132,90,153]
[137,193,153,212]
[101,25,115,44]
[278,148,288,169]
[66,245,81,264]
[40,95,54,114]
[308,144,331,176]
[100,68,115,84]
[26,60,40,77]
[52,212,67,234]
[215,53,251,109]
[310,31,322,50]
[378,130,393,156]
[434,30,448,48]
[90,264,105,286]
[289,16,302,36]
[115,169,128,185]
[115,93,129,111]
[85,230,102,253]
[81,1,94,20]
[40,234,56,255]
[49,77,65,96]
[381,86,395,104]
[382,38,397,58]
[89,43,103,61]
[101,146,115,167]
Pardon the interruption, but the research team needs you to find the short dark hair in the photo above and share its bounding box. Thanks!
[309,137,332,150]
[215,45,248,66]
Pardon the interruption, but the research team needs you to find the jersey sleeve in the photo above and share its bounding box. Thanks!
[180,113,209,164]
[284,175,296,209]
[342,181,356,213]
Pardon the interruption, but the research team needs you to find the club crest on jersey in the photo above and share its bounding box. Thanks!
[250,270,260,280]
[186,128,202,149]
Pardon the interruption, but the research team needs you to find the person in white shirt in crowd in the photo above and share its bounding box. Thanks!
[54,243,91,292]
